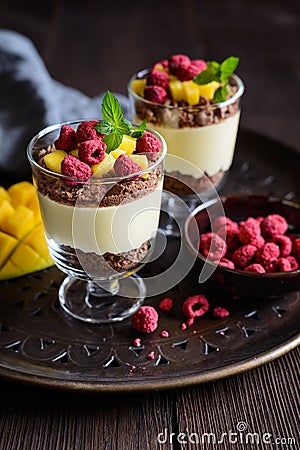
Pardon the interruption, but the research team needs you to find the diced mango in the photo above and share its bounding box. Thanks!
[70,149,79,157]
[169,79,184,102]
[0,260,18,281]
[118,135,136,155]
[91,154,115,178]
[11,242,43,270]
[0,231,18,266]
[1,205,35,239]
[0,200,15,227]
[27,194,42,224]
[198,81,220,101]
[44,150,68,174]
[153,63,167,72]
[182,81,200,106]
[130,154,148,171]
[0,187,11,203]
[110,149,126,159]
[131,79,147,97]
[7,181,36,208]
[23,225,51,261]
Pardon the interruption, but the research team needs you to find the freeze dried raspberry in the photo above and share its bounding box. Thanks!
[146,70,170,89]
[144,85,167,104]
[169,54,191,75]
[199,232,227,261]
[244,263,266,273]
[256,242,280,266]
[76,120,103,143]
[159,297,174,311]
[147,351,155,360]
[271,235,292,257]
[219,258,235,270]
[153,59,169,71]
[213,216,239,234]
[182,294,209,319]
[213,307,230,318]
[114,154,142,177]
[61,154,92,185]
[191,59,207,72]
[180,322,187,331]
[161,330,169,338]
[260,214,288,238]
[54,125,77,151]
[239,217,262,245]
[292,238,300,262]
[133,338,141,347]
[78,139,106,165]
[232,244,257,268]
[265,261,277,273]
[136,131,161,153]
[177,62,203,81]
[131,306,158,333]
[287,256,299,271]
[276,257,292,272]
[186,317,194,326]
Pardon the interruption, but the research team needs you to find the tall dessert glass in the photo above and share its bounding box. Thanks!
[128,69,244,236]
[27,121,166,323]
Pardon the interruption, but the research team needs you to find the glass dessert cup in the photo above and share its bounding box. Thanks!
[27,121,166,324]
[128,71,244,237]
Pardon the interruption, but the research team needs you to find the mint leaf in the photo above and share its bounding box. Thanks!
[131,120,146,138]
[220,56,239,81]
[213,84,227,103]
[95,119,114,135]
[103,132,123,153]
[194,67,217,85]
[101,90,123,123]
[115,118,132,135]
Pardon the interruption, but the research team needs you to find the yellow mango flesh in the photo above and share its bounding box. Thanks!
[0,181,54,280]
[91,154,115,177]
[118,135,137,155]
[198,81,220,101]
[43,150,68,174]
[169,79,184,102]
[182,81,200,106]
[131,79,147,97]
[130,154,148,171]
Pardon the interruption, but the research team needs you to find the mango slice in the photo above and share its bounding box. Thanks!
[0,181,54,281]
[131,79,147,97]
[91,154,115,177]
[118,135,137,155]
[43,150,68,174]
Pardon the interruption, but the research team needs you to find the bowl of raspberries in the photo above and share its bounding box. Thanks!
[184,194,300,298]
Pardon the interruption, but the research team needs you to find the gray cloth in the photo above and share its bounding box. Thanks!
[0,29,129,179]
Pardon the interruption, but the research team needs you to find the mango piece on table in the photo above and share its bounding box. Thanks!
[0,231,18,267]
[7,181,36,208]
[1,205,35,239]
[27,194,42,224]
[0,200,15,227]
[0,186,11,203]
[118,135,136,155]
[0,260,18,281]
[43,150,68,173]
[23,224,51,262]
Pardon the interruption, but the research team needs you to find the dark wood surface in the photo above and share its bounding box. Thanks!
[0,1,299,449]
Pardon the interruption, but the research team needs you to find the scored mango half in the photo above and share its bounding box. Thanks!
[0,181,54,280]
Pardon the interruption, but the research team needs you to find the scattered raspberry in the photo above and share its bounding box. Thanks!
[276,257,292,272]
[292,238,300,262]
[169,54,191,75]
[78,139,106,165]
[76,120,103,143]
[244,263,266,273]
[213,307,230,318]
[186,317,194,327]
[144,85,167,104]
[159,297,174,311]
[287,256,299,271]
[182,294,209,319]
[147,351,155,360]
[131,306,158,333]
[133,338,141,347]
[54,125,77,151]
[114,154,142,177]
[61,154,92,185]
[136,131,161,153]
[219,258,235,270]
[180,323,187,331]
[199,232,227,261]
[239,217,262,245]
[271,235,292,257]
[261,214,288,238]
[232,244,257,268]
[161,330,169,338]
[256,242,280,266]
[147,70,170,89]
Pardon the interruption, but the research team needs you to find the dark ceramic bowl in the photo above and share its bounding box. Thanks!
[184,194,300,299]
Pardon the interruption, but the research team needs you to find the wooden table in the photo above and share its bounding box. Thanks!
[0,1,299,448]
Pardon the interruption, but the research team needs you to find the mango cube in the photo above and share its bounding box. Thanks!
[1,205,35,239]
[0,260,18,281]
[169,79,184,102]
[0,231,18,266]
[91,154,115,178]
[70,149,79,157]
[8,181,36,208]
[131,79,147,97]
[11,242,44,272]
[0,187,11,203]
[182,81,200,106]
[44,150,68,173]
[130,154,148,171]
[110,149,126,159]
[118,135,136,155]
[0,200,15,227]
[23,225,51,261]
[198,81,220,101]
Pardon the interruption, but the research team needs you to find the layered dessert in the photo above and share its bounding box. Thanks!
[128,54,244,195]
[28,94,166,280]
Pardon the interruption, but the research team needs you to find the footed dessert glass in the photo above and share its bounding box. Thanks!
[128,70,244,236]
[27,121,166,323]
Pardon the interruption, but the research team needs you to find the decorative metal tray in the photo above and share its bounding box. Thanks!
[0,129,299,392]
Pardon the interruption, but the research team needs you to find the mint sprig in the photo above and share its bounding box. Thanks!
[193,56,239,103]
[94,91,146,152]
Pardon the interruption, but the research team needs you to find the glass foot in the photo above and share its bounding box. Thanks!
[58,275,146,323]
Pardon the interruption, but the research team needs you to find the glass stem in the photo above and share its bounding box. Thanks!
[85,279,119,308]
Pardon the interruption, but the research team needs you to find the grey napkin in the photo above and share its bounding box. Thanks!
[0,29,129,179]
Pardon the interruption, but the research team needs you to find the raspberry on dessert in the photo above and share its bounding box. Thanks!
[78,139,106,165]
[199,232,227,261]
[159,297,174,311]
[54,125,77,151]
[76,120,103,143]
[292,237,300,262]
[276,257,292,272]
[144,85,167,104]
[169,54,191,75]
[131,306,158,333]
[192,59,207,72]
[182,294,209,319]
[219,258,235,270]
[146,70,170,89]
[232,244,257,268]
[286,256,299,271]
[177,63,203,81]
[244,263,266,273]
[61,154,92,185]
[136,131,161,153]
[114,154,142,177]
[260,214,288,238]
[212,306,230,318]
[256,242,280,266]
[239,217,262,245]
[153,59,169,71]
[271,235,292,257]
